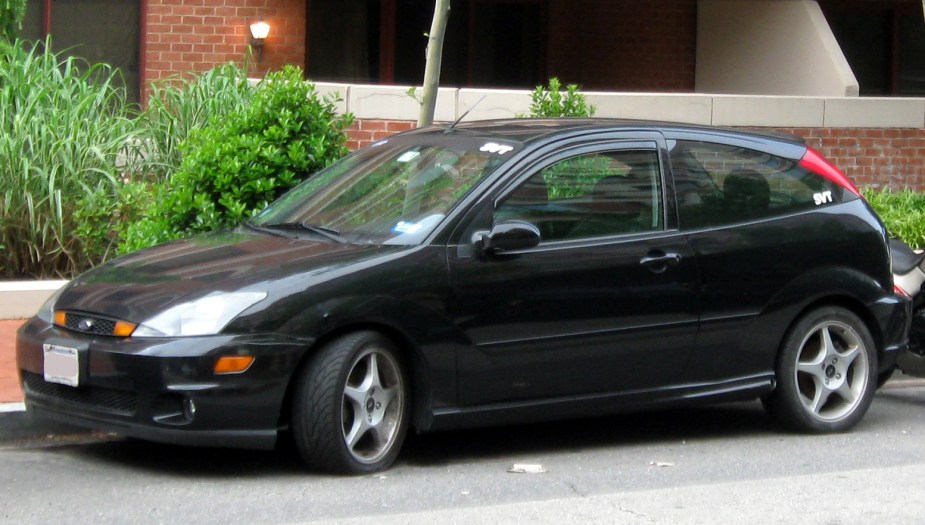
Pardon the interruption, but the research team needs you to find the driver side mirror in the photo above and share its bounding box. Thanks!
[473,220,541,256]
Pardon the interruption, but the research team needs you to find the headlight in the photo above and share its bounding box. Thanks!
[36,284,68,323]
[133,291,267,337]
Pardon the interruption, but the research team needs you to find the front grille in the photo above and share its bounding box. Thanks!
[22,371,138,415]
[62,313,117,336]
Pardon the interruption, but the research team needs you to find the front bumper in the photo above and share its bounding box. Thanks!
[16,317,311,450]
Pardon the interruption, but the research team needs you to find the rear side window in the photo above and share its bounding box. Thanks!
[669,140,847,230]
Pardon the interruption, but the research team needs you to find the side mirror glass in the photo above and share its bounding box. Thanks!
[474,220,541,255]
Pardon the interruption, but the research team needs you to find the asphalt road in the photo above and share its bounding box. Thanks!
[3,382,925,524]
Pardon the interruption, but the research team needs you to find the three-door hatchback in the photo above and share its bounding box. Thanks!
[17,119,909,473]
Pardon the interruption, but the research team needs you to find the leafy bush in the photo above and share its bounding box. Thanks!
[137,63,255,183]
[1,0,26,43]
[0,39,141,278]
[862,187,925,249]
[520,77,595,118]
[120,65,354,252]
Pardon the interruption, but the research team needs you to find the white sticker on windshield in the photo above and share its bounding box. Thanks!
[393,221,423,234]
[397,151,421,163]
[480,142,514,155]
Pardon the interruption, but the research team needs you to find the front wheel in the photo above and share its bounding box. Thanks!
[291,331,410,474]
[763,307,877,433]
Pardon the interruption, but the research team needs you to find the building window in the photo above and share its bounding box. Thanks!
[21,0,141,103]
[306,0,543,88]
[822,1,925,96]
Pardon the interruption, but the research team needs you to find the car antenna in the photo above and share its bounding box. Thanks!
[444,96,486,134]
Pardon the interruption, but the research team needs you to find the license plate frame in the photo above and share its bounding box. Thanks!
[43,343,80,387]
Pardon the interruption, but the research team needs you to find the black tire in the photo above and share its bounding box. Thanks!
[291,331,410,474]
[763,307,877,433]
[876,365,896,389]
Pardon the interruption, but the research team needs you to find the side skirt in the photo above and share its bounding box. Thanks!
[423,374,775,432]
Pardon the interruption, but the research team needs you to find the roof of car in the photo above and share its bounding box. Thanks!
[402,118,806,147]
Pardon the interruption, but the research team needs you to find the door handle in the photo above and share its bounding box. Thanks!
[639,252,682,273]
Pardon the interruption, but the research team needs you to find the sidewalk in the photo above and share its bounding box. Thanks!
[0,319,24,403]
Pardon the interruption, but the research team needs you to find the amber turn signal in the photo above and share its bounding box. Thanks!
[53,310,67,327]
[214,355,255,374]
[113,321,138,337]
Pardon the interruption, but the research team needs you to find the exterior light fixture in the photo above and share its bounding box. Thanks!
[249,19,270,60]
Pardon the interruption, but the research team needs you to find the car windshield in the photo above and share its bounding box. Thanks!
[251,135,518,245]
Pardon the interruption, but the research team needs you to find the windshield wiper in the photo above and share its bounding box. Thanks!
[246,221,348,244]
[243,220,287,238]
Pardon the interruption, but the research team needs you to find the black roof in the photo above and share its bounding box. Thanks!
[402,118,806,149]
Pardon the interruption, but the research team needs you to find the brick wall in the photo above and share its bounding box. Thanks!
[145,0,305,84]
[347,120,925,191]
[546,0,697,92]
[345,120,417,150]
[779,128,925,190]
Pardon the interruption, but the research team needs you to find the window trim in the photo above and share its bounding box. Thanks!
[492,141,667,245]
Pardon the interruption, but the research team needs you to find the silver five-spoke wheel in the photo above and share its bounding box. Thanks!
[292,331,409,474]
[764,307,877,433]
[794,320,868,422]
[341,348,404,465]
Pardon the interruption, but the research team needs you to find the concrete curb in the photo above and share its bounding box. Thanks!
[0,402,88,442]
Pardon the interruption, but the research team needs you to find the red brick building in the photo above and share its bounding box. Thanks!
[18,0,925,190]
[19,0,925,100]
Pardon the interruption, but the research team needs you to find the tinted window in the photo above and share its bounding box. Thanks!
[496,150,663,242]
[670,140,834,230]
[253,138,514,245]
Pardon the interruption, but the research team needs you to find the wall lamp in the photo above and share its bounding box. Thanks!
[249,19,270,61]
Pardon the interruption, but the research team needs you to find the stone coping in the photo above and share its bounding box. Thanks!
[308,82,925,128]
[0,281,66,320]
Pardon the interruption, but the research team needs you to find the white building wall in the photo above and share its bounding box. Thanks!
[696,0,859,96]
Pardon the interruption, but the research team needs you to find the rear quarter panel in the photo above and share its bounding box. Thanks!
[682,199,892,383]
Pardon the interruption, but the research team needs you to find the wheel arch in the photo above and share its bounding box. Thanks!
[785,295,886,364]
[276,320,437,434]
[764,265,896,374]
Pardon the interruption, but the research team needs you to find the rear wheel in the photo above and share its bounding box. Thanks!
[291,331,409,474]
[876,366,896,389]
[763,307,877,433]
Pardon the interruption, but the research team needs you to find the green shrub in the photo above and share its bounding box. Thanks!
[1,0,26,43]
[862,187,925,249]
[520,77,595,118]
[120,65,354,252]
[0,39,141,278]
[73,180,153,264]
[137,63,255,183]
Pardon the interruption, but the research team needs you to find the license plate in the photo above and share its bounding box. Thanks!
[43,344,80,387]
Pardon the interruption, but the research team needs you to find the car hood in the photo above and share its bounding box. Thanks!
[54,230,411,322]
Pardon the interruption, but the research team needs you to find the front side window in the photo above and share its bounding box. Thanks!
[253,137,518,244]
[495,149,663,242]
[670,140,840,230]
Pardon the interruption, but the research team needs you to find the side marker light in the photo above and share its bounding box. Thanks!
[214,355,255,375]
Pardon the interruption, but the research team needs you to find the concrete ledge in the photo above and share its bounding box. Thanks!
[349,85,457,122]
[457,89,532,121]
[712,95,825,127]
[312,82,350,115]
[0,280,66,320]
[329,83,925,128]
[824,98,925,128]
[587,93,713,125]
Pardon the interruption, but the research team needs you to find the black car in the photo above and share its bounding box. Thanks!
[17,119,909,473]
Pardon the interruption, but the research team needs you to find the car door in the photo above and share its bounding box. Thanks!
[447,138,701,407]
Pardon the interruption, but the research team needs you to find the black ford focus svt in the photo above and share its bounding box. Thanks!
[17,119,909,473]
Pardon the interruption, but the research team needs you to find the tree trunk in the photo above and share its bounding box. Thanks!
[417,0,451,127]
